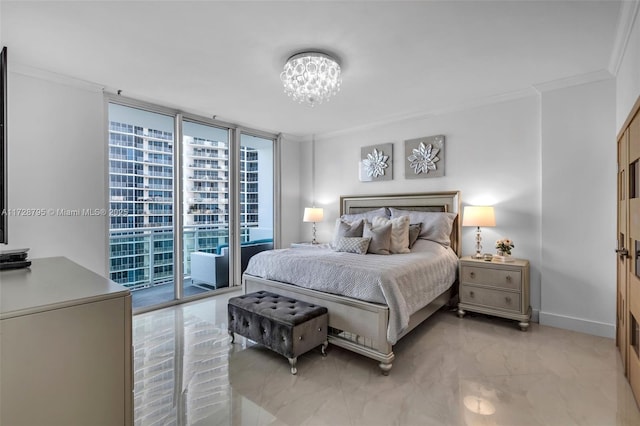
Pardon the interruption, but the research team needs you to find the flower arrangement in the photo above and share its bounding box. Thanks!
[495,238,514,256]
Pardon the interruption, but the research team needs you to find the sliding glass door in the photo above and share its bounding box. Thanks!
[182,120,231,297]
[239,133,274,275]
[108,101,276,311]
[108,103,177,308]
[237,133,274,276]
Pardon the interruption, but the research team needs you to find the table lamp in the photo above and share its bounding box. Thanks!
[462,206,496,259]
[303,207,324,244]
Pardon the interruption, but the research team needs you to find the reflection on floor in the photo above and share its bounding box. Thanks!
[133,290,640,425]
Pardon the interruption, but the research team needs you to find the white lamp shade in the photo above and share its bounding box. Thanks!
[303,207,324,223]
[462,206,496,227]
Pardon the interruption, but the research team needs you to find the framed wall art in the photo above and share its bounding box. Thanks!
[404,135,445,179]
[359,143,393,182]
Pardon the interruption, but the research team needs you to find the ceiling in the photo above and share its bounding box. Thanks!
[1,1,624,137]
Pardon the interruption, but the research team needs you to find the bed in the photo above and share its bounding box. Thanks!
[242,191,461,374]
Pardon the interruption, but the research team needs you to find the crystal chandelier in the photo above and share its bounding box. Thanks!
[280,51,342,107]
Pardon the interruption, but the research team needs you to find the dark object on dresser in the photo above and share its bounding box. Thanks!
[228,291,328,374]
[0,248,31,270]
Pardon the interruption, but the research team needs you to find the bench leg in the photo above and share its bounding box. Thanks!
[288,357,298,375]
[321,340,328,357]
[228,331,235,344]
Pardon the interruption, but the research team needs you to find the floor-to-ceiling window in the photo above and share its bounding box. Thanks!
[239,132,274,274]
[108,101,276,310]
[108,103,177,307]
[181,120,231,297]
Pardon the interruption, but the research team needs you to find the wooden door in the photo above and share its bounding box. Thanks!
[627,106,640,405]
[617,128,629,373]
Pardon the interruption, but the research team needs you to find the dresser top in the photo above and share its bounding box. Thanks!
[1,257,129,319]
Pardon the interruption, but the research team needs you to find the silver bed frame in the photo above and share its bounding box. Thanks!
[243,191,461,374]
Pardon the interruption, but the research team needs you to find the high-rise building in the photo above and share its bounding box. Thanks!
[108,121,260,290]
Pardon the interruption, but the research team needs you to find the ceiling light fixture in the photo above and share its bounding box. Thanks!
[280,51,341,107]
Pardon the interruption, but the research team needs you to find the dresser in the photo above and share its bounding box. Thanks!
[457,256,531,331]
[0,257,133,426]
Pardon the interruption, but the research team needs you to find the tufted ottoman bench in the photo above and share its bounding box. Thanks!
[228,291,328,374]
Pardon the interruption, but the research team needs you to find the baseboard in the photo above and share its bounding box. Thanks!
[539,311,615,339]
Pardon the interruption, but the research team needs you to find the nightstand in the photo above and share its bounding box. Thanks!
[290,242,330,249]
[457,256,531,331]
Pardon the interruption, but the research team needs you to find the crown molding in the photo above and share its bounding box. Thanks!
[608,0,640,76]
[10,62,104,93]
[532,69,614,94]
[315,87,538,140]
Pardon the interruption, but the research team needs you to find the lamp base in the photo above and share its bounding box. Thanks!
[473,227,483,260]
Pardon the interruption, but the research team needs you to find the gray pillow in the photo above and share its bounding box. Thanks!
[332,218,364,247]
[372,215,410,254]
[334,237,371,254]
[389,208,457,246]
[363,220,392,255]
[408,223,422,248]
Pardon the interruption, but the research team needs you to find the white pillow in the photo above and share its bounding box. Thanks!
[372,215,410,254]
[389,208,457,246]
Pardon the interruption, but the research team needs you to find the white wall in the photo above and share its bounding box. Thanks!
[312,96,544,319]
[539,79,617,337]
[278,134,307,247]
[4,71,108,275]
[308,81,618,337]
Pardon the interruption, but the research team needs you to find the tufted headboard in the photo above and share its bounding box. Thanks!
[340,191,461,257]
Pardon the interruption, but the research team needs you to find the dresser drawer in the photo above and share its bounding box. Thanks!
[460,285,521,313]
[461,265,522,291]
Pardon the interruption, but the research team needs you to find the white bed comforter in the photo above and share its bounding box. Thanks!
[244,239,458,344]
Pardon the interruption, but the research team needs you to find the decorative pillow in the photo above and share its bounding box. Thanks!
[334,237,371,254]
[341,207,388,222]
[332,218,364,247]
[363,220,392,255]
[389,208,457,246]
[372,215,410,254]
[408,223,422,248]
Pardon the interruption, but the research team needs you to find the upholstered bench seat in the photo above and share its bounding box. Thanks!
[228,291,328,374]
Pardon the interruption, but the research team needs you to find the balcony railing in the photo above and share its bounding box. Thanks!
[109,224,259,291]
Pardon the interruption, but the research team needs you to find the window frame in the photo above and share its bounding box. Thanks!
[105,94,279,312]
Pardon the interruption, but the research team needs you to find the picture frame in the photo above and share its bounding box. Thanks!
[359,143,393,182]
[404,135,445,179]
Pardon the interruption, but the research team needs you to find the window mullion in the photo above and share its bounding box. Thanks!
[174,114,184,300]
[229,128,241,286]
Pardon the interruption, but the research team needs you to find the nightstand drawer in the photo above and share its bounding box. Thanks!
[460,285,521,313]
[461,265,522,291]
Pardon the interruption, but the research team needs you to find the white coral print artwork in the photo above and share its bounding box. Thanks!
[404,135,445,179]
[360,143,393,182]
[362,148,389,178]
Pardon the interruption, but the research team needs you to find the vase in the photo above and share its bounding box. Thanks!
[495,251,513,262]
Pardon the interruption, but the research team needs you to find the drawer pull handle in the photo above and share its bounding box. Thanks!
[506,275,512,282]
[470,272,475,278]
[469,291,475,298]
[505,296,512,304]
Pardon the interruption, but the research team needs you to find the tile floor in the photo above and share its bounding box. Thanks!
[133,289,640,426]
